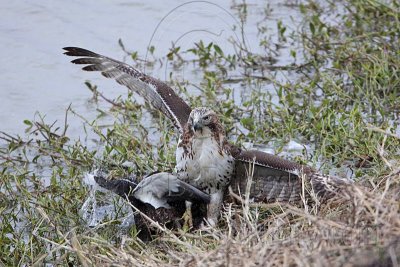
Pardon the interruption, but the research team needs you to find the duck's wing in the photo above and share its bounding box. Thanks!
[133,172,210,208]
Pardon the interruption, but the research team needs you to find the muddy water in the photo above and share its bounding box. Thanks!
[0,0,303,144]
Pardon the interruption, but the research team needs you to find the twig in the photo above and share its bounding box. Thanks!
[366,124,400,139]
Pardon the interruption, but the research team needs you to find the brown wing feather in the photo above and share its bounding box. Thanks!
[231,149,349,202]
[232,160,302,202]
[63,47,192,132]
[233,149,313,174]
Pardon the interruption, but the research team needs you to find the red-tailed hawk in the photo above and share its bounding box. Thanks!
[64,47,348,226]
[175,107,236,225]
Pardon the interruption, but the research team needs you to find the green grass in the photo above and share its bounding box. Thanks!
[1,0,399,265]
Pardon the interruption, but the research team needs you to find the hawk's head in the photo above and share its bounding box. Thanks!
[187,107,224,138]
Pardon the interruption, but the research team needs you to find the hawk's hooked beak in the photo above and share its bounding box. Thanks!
[193,122,203,132]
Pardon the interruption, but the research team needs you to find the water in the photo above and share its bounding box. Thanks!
[0,0,302,143]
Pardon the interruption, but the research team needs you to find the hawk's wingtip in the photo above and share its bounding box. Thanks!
[63,46,79,56]
[62,47,100,58]
[62,46,76,53]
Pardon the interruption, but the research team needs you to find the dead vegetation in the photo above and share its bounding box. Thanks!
[37,168,399,266]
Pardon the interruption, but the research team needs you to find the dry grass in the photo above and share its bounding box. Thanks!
[34,168,399,267]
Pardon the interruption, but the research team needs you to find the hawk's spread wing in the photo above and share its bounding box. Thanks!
[234,150,311,175]
[63,47,191,132]
[231,150,349,202]
[231,150,309,202]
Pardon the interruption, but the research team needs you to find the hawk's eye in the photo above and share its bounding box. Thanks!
[203,115,210,121]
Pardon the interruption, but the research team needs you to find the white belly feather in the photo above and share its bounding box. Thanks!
[175,136,234,194]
